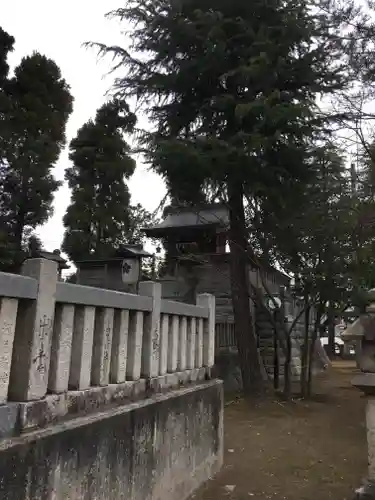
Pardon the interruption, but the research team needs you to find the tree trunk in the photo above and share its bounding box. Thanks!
[273,313,280,391]
[13,215,24,251]
[307,305,323,398]
[12,208,26,270]
[283,320,292,399]
[13,171,28,268]
[327,302,336,359]
[300,288,310,398]
[228,179,265,396]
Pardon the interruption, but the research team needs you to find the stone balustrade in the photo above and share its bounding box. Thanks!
[0,258,215,436]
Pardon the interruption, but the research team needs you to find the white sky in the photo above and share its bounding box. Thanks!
[0,1,166,252]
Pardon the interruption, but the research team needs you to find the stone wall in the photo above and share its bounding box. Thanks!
[214,295,317,391]
[255,306,302,382]
[0,381,223,500]
[158,255,285,322]
[0,259,221,500]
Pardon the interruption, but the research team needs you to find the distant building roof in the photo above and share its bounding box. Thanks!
[75,244,152,265]
[38,250,70,270]
[121,244,153,258]
[143,203,229,236]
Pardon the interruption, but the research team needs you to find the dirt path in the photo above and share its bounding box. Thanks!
[195,361,367,500]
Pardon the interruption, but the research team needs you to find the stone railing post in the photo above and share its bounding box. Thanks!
[197,293,215,367]
[139,281,162,378]
[351,374,375,499]
[0,295,18,404]
[8,258,58,401]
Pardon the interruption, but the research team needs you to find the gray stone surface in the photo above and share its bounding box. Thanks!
[56,281,153,311]
[8,258,58,402]
[48,303,74,393]
[190,368,199,383]
[139,281,162,378]
[92,307,115,386]
[198,366,209,380]
[196,318,204,367]
[0,298,18,403]
[187,317,196,369]
[110,309,129,383]
[178,317,188,371]
[19,394,66,432]
[69,305,96,390]
[0,403,19,438]
[177,370,189,386]
[9,369,211,433]
[0,272,37,300]
[0,380,223,500]
[197,294,216,367]
[159,313,169,375]
[160,299,209,318]
[352,373,375,394]
[168,315,179,372]
[127,311,144,380]
[165,373,179,388]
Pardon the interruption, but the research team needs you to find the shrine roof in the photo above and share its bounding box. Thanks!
[38,250,70,269]
[75,245,152,264]
[143,203,229,236]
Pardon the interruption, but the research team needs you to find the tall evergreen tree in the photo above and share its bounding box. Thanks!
[62,99,137,262]
[94,0,360,394]
[0,31,73,270]
[121,203,158,246]
[0,27,14,84]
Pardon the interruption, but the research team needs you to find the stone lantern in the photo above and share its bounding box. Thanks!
[342,289,375,499]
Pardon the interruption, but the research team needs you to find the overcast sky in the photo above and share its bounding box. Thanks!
[1,1,166,251]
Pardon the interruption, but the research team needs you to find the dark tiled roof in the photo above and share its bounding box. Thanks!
[143,204,229,235]
[75,245,152,264]
[39,251,70,269]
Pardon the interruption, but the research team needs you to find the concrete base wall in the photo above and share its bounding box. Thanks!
[0,380,223,500]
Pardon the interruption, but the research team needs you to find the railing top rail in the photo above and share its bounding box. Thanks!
[0,272,38,300]
[56,282,153,312]
[161,299,209,318]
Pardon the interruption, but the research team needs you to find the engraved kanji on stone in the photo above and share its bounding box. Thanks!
[32,315,52,374]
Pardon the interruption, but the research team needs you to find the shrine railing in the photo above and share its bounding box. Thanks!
[0,259,215,431]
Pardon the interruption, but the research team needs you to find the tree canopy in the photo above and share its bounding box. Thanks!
[93,0,368,394]
[61,99,154,263]
[0,27,73,270]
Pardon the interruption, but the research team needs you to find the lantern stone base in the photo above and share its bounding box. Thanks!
[352,374,375,500]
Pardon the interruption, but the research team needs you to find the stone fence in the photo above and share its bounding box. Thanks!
[0,258,216,431]
[0,258,222,500]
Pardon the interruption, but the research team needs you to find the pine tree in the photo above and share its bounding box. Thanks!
[0,32,73,270]
[62,99,137,262]
[94,0,362,394]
